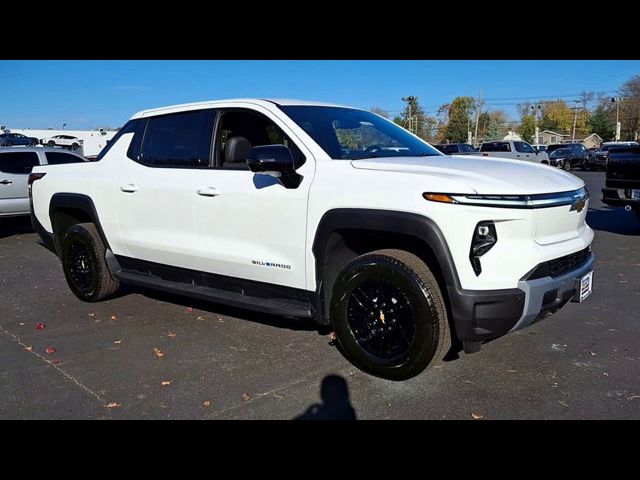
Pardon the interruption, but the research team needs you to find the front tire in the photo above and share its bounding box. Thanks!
[330,249,451,380]
[60,222,119,302]
[563,160,571,171]
[47,141,55,147]
[71,143,79,150]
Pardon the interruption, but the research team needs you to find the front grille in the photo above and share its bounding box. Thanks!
[549,247,592,277]
[526,246,592,280]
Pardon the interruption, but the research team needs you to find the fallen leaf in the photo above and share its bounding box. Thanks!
[196,316,204,321]
[203,400,211,407]
[558,400,569,408]
[507,369,519,373]
[627,395,640,400]
[110,315,118,321]
[329,331,337,342]
[25,346,32,351]
[113,339,123,344]
[603,372,609,376]
[88,313,95,317]
[471,413,484,420]
[19,322,25,326]
[35,323,45,330]
[218,318,224,323]
[167,331,177,338]
[589,351,597,356]
[45,346,56,355]
[186,307,193,313]
[51,360,61,365]
[105,402,121,409]
[161,380,172,386]
[242,393,251,401]
[153,347,165,358]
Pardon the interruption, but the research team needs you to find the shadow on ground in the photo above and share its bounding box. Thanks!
[294,375,357,420]
[0,217,33,239]
[586,206,640,236]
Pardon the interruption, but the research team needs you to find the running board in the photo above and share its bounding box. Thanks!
[113,269,314,318]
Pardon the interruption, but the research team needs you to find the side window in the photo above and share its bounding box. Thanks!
[139,110,215,168]
[216,110,305,169]
[513,142,524,153]
[0,152,40,174]
[45,152,84,165]
[518,142,535,153]
[95,119,142,161]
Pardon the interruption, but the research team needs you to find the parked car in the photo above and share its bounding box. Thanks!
[0,133,39,147]
[41,135,83,150]
[531,144,547,153]
[479,140,550,163]
[587,141,639,170]
[547,143,590,170]
[602,144,640,220]
[30,99,594,380]
[0,148,87,217]
[433,143,477,155]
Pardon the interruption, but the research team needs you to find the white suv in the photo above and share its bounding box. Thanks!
[42,135,83,150]
[29,99,595,380]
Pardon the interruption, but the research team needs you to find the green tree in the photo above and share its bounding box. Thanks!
[441,96,475,143]
[588,105,615,141]
[518,115,536,143]
[399,96,430,140]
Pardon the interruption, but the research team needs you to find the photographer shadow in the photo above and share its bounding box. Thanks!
[294,375,357,420]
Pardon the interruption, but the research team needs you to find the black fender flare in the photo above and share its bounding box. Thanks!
[311,208,462,321]
[48,193,111,255]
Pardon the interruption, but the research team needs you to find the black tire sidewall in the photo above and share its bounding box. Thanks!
[331,256,440,380]
[61,226,101,301]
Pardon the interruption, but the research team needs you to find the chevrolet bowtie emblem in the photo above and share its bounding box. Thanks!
[570,198,586,213]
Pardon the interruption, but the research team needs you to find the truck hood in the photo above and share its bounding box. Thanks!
[350,155,584,195]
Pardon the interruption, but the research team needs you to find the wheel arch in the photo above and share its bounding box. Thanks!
[312,209,461,324]
[49,193,111,256]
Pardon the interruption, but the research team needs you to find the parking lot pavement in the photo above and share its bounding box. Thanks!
[1,171,639,420]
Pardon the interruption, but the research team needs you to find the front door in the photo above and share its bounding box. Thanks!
[115,109,216,271]
[194,108,313,290]
[0,151,41,215]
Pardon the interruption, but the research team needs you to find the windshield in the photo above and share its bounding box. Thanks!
[550,148,572,157]
[279,106,441,160]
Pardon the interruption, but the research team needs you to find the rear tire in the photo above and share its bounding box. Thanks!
[71,143,79,150]
[60,222,119,302]
[330,249,451,381]
[563,160,571,171]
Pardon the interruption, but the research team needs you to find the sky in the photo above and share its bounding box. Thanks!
[1,60,639,130]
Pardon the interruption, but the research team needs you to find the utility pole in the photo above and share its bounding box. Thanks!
[570,100,581,142]
[612,97,624,141]
[402,96,416,134]
[473,89,482,146]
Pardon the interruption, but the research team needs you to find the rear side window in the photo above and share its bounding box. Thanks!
[45,152,85,165]
[480,142,511,152]
[437,144,459,154]
[0,152,40,174]
[95,120,142,161]
[139,109,215,168]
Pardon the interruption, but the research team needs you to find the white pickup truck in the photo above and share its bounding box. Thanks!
[29,98,594,380]
[479,140,551,163]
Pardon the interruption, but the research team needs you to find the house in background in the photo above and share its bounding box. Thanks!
[538,130,568,144]
[561,133,603,149]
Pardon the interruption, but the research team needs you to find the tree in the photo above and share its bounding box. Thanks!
[518,114,536,143]
[619,75,640,141]
[588,105,615,141]
[539,100,588,136]
[399,96,430,140]
[370,107,389,118]
[477,110,507,142]
[441,96,475,143]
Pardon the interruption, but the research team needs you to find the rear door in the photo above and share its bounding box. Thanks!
[0,151,41,214]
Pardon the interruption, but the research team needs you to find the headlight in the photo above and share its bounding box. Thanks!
[469,221,497,276]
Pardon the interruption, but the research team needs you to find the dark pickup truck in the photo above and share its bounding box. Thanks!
[602,145,640,219]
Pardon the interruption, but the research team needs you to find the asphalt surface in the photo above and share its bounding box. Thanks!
[1,171,639,419]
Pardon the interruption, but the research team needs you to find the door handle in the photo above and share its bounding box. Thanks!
[120,184,139,193]
[0,179,13,185]
[197,187,220,197]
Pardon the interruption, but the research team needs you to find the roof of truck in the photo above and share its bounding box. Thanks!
[131,98,353,119]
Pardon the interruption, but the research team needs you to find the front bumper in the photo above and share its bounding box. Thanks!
[587,156,607,167]
[448,249,594,344]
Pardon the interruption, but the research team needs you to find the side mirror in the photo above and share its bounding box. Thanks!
[246,145,302,189]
